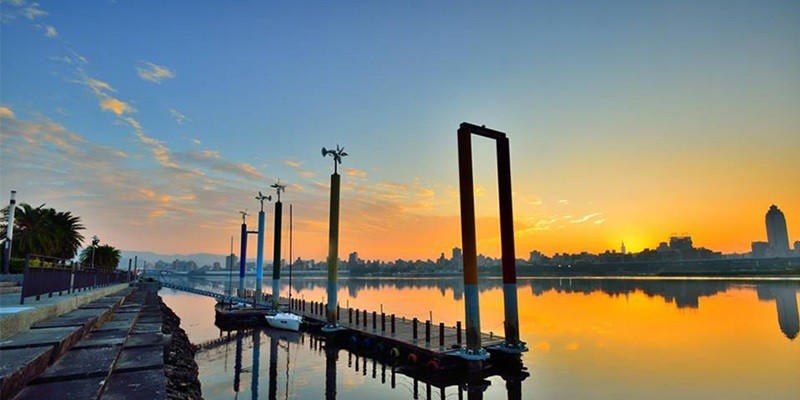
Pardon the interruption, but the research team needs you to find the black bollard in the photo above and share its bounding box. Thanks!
[413,318,418,340]
[425,320,431,343]
[372,311,376,330]
[456,321,462,345]
[381,313,386,332]
[391,314,396,335]
[349,308,353,324]
[439,323,445,348]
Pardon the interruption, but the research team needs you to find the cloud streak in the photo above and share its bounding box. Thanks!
[137,61,175,83]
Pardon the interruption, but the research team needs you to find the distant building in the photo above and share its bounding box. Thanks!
[529,250,543,263]
[621,241,627,255]
[212,261,221,270]
[452,247,462,263]
[656,242,670,253]
[766,205,791,257]
[751,241,769,258]
[225,253,238,269]
[669,236,693,255]
[348,252,359,266]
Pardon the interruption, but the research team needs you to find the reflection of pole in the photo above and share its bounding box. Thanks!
[256,210,265,303]
[325,173,341,327]
[3,190,16,274]
[272,201,283,309]
[497,136,523,351]
[268,336,278,400]
[251,330,261,400]
[325,345,337,400]
[457,127,484,359]
[234,330,243,394]
[239,223,247,297]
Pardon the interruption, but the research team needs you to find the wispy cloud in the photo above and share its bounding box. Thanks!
[43,24,56,37]
[137,61,175,83]
[23,2,46,20]
[180,150,264,180]
[569,212,604,224]
[168,108,188,125]
[283,159,315,178]
[345,168,367,178]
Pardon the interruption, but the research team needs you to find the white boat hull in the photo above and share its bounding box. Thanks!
[265,312,302,332]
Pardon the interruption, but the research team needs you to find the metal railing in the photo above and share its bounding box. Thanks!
[19,254,133,304]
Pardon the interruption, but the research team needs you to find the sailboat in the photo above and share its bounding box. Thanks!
[266,204,303,332]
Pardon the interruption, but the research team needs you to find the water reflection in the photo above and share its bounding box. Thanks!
[198,326,527,400]
[177,276,800,341]
[756,282,800,340]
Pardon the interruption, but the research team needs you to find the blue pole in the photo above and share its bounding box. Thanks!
[239,223,247,297]
[255,210,265,303]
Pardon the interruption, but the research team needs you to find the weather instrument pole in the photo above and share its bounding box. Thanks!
[255,191,272,303]
[321,145,348,332]
[270,182,286,309]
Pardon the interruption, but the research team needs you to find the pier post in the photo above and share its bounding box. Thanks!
[413,318,418,340]
[349,308,353,323]
[439,323,445,349]
[391,314,396,335]
[271,200,283,309]
[457,321,462,345]
[324,172,342,331]
[238,221,247,297]
[425,320,431,344]
[372,311,376,331]
[363,310,367,328]
[381,313,386,332]
[457,125,487,360]
[255,209,266,303]
[356,309,360,325]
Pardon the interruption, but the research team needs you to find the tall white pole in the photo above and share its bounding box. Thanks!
[3,190,17,274]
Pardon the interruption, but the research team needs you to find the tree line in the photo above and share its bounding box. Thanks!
[1,203,121,271]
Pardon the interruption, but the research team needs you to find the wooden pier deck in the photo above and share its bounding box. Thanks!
[286,299,507,360]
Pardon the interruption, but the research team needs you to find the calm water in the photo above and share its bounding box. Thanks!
[161,277,800,399]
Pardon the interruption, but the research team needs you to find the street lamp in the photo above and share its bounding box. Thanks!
[91,235,99,269]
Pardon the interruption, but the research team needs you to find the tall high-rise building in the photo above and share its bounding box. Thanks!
[766,205,790,257]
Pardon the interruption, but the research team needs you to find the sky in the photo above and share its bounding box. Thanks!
[1,0,799,261]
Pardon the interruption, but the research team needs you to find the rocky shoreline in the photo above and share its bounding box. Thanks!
[160,298,203,400]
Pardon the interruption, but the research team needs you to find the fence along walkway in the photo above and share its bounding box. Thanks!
[20,255,132,304]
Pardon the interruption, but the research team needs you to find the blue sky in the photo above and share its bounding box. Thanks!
[2,0,799,260]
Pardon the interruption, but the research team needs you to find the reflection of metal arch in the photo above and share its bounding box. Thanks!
[457,123,527,359]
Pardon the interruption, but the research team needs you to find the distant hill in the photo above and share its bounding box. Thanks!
[118,250,241,269]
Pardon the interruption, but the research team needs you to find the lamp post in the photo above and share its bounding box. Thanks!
[91,235,99,269]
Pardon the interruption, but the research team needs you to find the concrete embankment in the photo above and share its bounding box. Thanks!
[0,282,203,400]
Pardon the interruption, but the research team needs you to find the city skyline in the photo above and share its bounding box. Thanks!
[2,1,799,261]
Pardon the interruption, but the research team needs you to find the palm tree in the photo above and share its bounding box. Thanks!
[79,244,121,271]
[0,203,85,259]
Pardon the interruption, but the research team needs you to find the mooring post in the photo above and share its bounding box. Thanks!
[363,309,367,328]
[457,125,485,359]
[349,308,353,323]
[413,318,418,340]
[425,320,431,343]
[372,311,376,331]
[457,321,462,345]
[497,136,524,352]
[271,200,283,309]
[381,312,386,332]
[391,314,396,335]
[337,305,340,321]
[439,323,445,349]
[356,309,360,325]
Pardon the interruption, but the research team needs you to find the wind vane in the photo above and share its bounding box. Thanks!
[239,209,249,224]
[270,181,286,202]
[321,144,348,174]
[255,191,272,212]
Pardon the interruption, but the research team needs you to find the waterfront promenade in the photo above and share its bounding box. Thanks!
[0,280,194,400]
